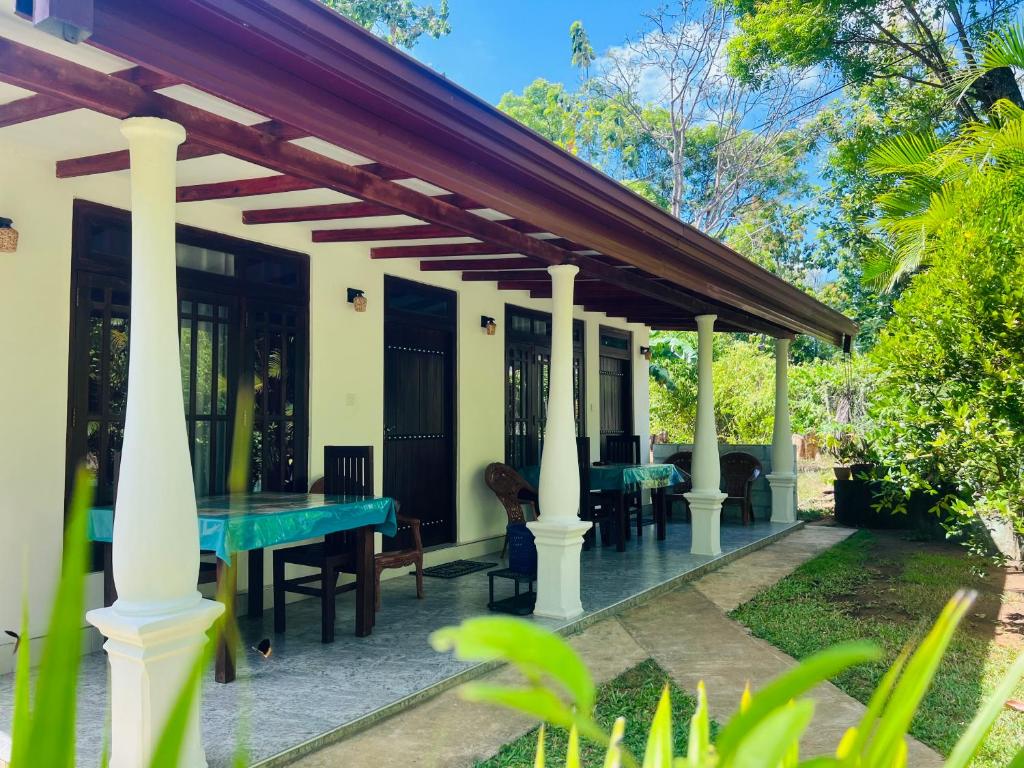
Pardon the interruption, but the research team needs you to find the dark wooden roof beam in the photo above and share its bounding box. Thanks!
[0,36,575,268]
[420,257,547,271]
[177,174,319,202]
[372,243,513,259]
[312,223,463,242]
[242,192,482,224]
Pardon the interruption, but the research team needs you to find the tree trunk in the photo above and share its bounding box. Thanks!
[971,66,1024,112]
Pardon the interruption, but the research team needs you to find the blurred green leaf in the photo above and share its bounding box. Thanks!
[641,686,673,768]
[731,699,814,768]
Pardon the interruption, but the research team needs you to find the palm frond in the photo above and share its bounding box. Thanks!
[866,133,942,176]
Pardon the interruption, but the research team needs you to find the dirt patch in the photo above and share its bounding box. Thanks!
[823,530,1022,649]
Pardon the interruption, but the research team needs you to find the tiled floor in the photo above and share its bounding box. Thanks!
[0,519,800,767]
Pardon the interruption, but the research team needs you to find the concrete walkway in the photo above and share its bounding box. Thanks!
[291,525,943,768]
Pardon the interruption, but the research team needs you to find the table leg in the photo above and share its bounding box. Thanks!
[247,548,264,618]
[654,488,667,541]
[616,492,626,552]
[215,556,237,684]
[103,542,117,607]
[355,526,375,637]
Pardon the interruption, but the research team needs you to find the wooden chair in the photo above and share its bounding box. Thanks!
[484,463,539,557]
[721,452,762,525]
[374,515,424,611]
[577,437,611,546]
[663,451,693,522]
[604,434,642,464]
[603,434,643,537]
[273,446,372,643]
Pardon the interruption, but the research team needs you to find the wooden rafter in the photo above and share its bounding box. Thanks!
[242,193,481,223]
[371,243,514,259]
[419,257,547,271]
[177,174,319,202]
[312,223,463,242]
[0,65,177,128]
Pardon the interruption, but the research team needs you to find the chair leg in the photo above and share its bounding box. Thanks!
[374,561,383,612]
[636,495,644,538]
[501,534,508,560]
[272,553,285,634]
[321,568,336,644]
[415,557,424,600]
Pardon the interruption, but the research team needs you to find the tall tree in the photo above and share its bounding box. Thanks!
[591,0,823,231]
[569,21,597,81]
[727,0,1023,121]
[323,0,451,48]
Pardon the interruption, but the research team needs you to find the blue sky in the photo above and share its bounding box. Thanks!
[412,1,652,104]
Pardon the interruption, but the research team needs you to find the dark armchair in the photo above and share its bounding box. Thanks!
[720,452,762,525]
[484,463,539,557]
[663,451,693,522]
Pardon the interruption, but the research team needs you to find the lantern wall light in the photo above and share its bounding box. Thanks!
[480,316,497,336]
[347,288,367,312]
[639,345,652,361]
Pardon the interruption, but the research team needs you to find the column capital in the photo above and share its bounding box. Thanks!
[775,336,791,355]
[120,116,186,146]
[548,263,580,280]
[695,314,717,329]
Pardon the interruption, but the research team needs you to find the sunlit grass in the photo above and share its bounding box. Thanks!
[730,531,1024,767]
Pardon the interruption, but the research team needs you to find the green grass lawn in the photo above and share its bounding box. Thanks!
[730,530,1024,767]
[476,659,705,767]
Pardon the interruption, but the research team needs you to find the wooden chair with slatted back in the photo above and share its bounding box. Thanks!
[603,434,644,536]
[273,446,372,643]
[577,437,610,546]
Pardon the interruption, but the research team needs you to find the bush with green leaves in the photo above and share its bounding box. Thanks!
[432,595,1024,767]
[867,169,1024,552]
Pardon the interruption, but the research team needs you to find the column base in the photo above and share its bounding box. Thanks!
[685,490,726,556]
[527,518,592,620]
[767,472,798,524]
[87,598,224,768]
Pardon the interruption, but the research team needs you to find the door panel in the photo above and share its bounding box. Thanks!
[383,287,456,549]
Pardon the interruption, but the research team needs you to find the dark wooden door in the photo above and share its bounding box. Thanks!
[383,279,456,548]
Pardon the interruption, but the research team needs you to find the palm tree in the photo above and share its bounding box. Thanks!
[865,23,1024,290]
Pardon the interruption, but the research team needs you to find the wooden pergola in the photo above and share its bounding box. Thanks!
[0,0,856,347]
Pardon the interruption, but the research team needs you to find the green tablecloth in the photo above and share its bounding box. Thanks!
[520,463,686,493]
[88,492,398,562]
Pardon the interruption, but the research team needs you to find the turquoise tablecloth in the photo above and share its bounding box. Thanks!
[88,492,398,562]
[520,463,685,493]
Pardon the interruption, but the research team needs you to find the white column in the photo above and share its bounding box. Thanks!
[87,117,223,768]
[685,314,726,556]
[768,337,798,524]
[528,264,591,619]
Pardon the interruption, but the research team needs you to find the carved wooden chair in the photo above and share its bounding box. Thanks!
[663,451,693,522]
[374,514,424,612]
[721,451,762,525]
[484,462,539,557]
[273,446,372,643]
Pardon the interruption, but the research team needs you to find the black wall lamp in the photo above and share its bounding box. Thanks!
[347,288,367,312]
[0,219,18,253]
[481,316,497,336]
[639,345,652,361]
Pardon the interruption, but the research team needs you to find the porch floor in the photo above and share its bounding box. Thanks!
[0,519,801,767]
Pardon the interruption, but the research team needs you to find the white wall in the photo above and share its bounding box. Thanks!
[0,135,651,669]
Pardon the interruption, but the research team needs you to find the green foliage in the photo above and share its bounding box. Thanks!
[10,468,92,768]
[435,590,1022,767]
[569,21,596,79]
[321,0,450,48]
[867,168,1024,547]
[732,532,1024,765]
[478,660,702,768]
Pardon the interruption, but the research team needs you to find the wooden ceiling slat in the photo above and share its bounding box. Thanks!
[312,223,463,242]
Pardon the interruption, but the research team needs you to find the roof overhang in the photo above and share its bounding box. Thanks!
[1,0,857,345]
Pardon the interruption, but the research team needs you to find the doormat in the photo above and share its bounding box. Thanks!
[419,560,498,579]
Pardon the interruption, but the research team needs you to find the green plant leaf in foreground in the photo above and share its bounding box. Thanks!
[10,466,93,768]
[431,616,596,711]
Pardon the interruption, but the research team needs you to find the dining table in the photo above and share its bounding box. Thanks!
[89,491,398,683]
[520,463,686,552]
